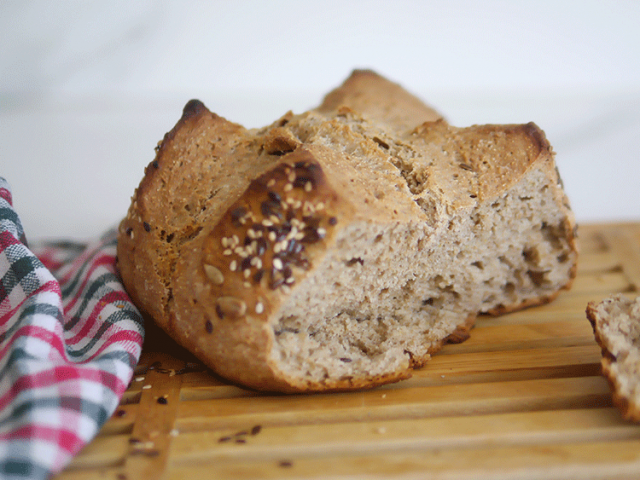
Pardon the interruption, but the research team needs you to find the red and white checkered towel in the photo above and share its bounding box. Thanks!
[0,178,144,479]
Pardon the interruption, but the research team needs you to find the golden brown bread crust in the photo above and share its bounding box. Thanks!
[317,69,443,131]
[117,70,578,393]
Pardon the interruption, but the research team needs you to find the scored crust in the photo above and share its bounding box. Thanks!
[117,70,578,393]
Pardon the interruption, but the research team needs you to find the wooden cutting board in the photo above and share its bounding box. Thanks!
[56,223,640,480]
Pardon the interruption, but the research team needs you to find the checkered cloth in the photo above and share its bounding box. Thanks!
[0,178,144,479]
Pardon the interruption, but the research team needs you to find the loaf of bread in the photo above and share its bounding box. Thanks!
[587,295,640,421]
[117,70,578,393]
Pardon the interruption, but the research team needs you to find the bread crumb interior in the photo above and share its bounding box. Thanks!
[271,167,576,384]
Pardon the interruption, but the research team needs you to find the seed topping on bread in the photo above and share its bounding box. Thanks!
[201,151,339,323]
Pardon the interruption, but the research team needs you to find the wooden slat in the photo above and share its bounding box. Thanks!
[54,222,640,480]
[601,227,640,291]
[165,440,640,480]
[121,352,184,479]
[169,408,640,464]
[175,376,612,432]
[441,319,595,353]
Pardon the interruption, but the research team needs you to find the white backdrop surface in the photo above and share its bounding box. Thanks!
[1,0,639,240]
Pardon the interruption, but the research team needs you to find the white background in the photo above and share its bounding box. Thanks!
[1,0,639,241]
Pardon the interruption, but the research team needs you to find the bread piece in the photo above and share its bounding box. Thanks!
[117,70,578,393]
[587,295,640,421]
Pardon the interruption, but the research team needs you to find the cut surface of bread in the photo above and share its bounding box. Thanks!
[117,70,578,393]
[587,294,640,421]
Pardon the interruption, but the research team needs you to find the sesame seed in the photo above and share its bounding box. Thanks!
[222,237,230,247]
[251,257,262,269]
[316,202,325,211]
[288,172,296,183]
[247,229,257,239]
[268,231,277,242]
[267,179,276,187]
[243,269,251,279]
[223,249,232,256]
[273,258,283,270]
[284,184,293,192]
[285,277,295,285]
[255,302,264,314]
[230,260,237,271]
[232,235,239,246]
[304,181,312,192]
[287,227,299,240]
[317,228,327,238]
[244,282,251,288]
[262,219,273,227]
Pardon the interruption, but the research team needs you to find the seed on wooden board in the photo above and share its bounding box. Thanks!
[203,264,224,285]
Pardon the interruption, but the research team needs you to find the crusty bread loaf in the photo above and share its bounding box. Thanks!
[117,70,578,393]
[587,295,640,421]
